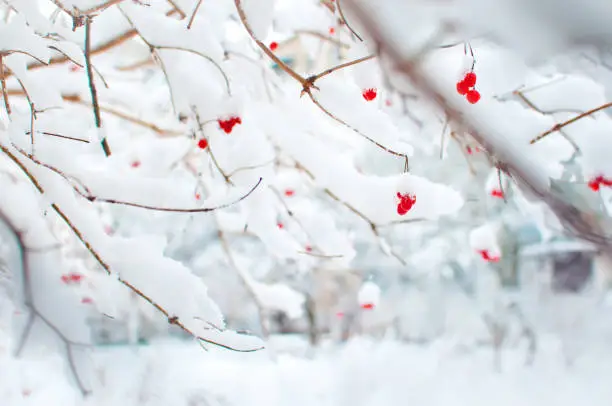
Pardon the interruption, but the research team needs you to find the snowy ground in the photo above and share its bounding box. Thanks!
[11,335,612,406]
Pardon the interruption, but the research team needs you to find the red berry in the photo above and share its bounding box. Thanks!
[466,146,473,154]
[70,273,83,282]
[456,80,469,95]
[362,88,377,101]
[277,222,284,229]
[130,161,141,168]
[361,303,375,310]
[466,89,481,104]
[195,193,201,200]
[588,178,601,191]
[305,245,312,253]
[197,139,208,149]
[218,116,242,134]
[478,249,500,262]
[463,72,477,87]
[61,275,70,284]
[329,27,335,35]
[284,189,295,197]
[490,189,504,199]
[601,177,612,187]
[396,192,416,216]
[81,297,93,304]
[269,41,279,51]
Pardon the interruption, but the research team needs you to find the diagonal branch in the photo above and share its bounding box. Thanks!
[0,143,263,352]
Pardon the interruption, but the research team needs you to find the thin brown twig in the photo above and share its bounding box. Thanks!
[0,55,10,115]
[337,0,363,41]
[0,143,262,352]
[7,91,183,136]
[84,17,111,157]
[26,130,90,144]
[530,101,612,144]
[83,0,127,15]
[186,0,203,29]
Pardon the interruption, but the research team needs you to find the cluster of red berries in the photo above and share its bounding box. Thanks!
[362,88,377,102]
[218,116,242,134]
[456,72,480,104]
[61,273,83,284]
[477,249,500,262]
[396,192,416,215]
[588,175,612,191]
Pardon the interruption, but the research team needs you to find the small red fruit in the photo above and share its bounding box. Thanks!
[396,192,416,216]
[361,303,375,310]
[70,273,83,282]
[466,89,481,104]
[277,222,284,229]
[456,80,469,95]
[362,88,377,101]
[61,275,70,284]
[197,139,208,149]
[305,245,313,253]
[329,27,335,35]
[463,72,477,87]
[131,161,141,168]
[490,189,504,199]
[478,249,500,262]
[284,189,295,197]
[195,193,201,200]
[81,297,93,304]
[466,146,473,154]
[269,41,278,51]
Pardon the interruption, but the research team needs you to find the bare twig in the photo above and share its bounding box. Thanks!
[84,17,111,157]
[186,0,203,29]
[0,55,10,115]
[26,130,90,144]
[530,102,612,144]
[337,0,363,41]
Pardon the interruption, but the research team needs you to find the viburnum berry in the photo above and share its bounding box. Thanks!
[490,189,504,199]
[361,303,375,310]
[284,189,295,197]
[305,245,313,253]
[396,192,416,216]
[463,72,477,87]
[197,139,208,149]
[456,80,470,95]
[81,297,93,304]
[466,89,481,104]
[362,88,377,101]
[477,249,500,262]
[587,175,612,191]
[130,160,141,168]
[195,193,201,200]
[269,41,279,51]
[329,27,335,35]
[277,222,284,229]
[218,116,242,134]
